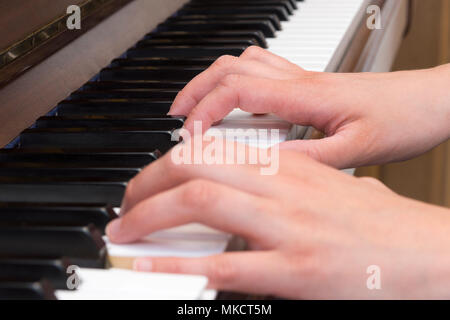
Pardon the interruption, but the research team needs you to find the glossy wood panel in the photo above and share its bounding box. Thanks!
[0,0,84,51]
[0,0,188,147]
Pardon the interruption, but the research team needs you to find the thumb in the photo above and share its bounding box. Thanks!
[133,251,287,295]
[280,132,360,169]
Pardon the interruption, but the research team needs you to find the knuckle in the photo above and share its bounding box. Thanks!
[284,250,321,283]
[174,89,197,108]
[180,179,217,210]
[241,45,264,58]
[195,104,216,125]
[207,257,238,285]
[220,74,242,88]
[214,55,237,69]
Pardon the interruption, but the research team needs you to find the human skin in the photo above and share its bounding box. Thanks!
[169,46,450,169]
[107,145,450,299]
[106,47,450,299]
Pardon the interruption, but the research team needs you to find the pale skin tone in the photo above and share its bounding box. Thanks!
[107,47,450,299]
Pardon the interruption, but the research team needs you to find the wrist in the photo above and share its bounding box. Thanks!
[430,64,450,140]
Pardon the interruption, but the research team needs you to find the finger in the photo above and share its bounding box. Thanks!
[279,130,361,169]
[168,55,297,116]
[107,179,280,245]
[133,251,291,296]
[119,141,282,214]
[183,74,328,134]
[240,45,302,71]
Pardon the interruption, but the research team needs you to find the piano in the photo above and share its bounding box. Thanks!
[0,0,410,299]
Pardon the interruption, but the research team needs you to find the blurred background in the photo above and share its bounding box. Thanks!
[356,0,450,207]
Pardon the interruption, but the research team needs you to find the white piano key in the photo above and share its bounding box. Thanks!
[106,223,231,258]
[200,289,218,300]
[56,268,208,300]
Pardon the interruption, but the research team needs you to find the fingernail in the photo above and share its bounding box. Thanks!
[133,258,153,272]
[106,218,122,240]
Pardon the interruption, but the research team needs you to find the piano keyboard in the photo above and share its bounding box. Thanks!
[0,0,369,300]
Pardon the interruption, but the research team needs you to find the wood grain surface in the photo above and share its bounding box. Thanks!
[0,0,84,51]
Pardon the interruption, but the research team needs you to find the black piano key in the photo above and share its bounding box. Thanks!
[176,6,290,21]
[19,128,177,152]
[82,80,188,90]
[0,161,135,170]
[285,0,301,8]
[284,0,299,8]
[0,181,126,207]
[99,66,204,81]
[167,14,281,31]
[0,280,56,300]
[189,0,295,5]
[36,115,185,130]
[0,224,106,268]
[0,167,140,181]
[144,31,267,48]
[70,89,180,100]
[136,37,259,47]
[187,0,296,13]
[0,149,160,168]
[111,57,216,67]
[56,100,172,116]
[0,258,71,290]
[0,203,117,231]
[127,45,247,59]
[157,20,276,38]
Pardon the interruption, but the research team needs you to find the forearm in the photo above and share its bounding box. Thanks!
[401,199,450,299]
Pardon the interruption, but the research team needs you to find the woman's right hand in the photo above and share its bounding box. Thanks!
[169,46,450,169]
[108,145,450,299]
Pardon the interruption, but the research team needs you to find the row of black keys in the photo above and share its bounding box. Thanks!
[1,0,302,206]
[0,0,302,299]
